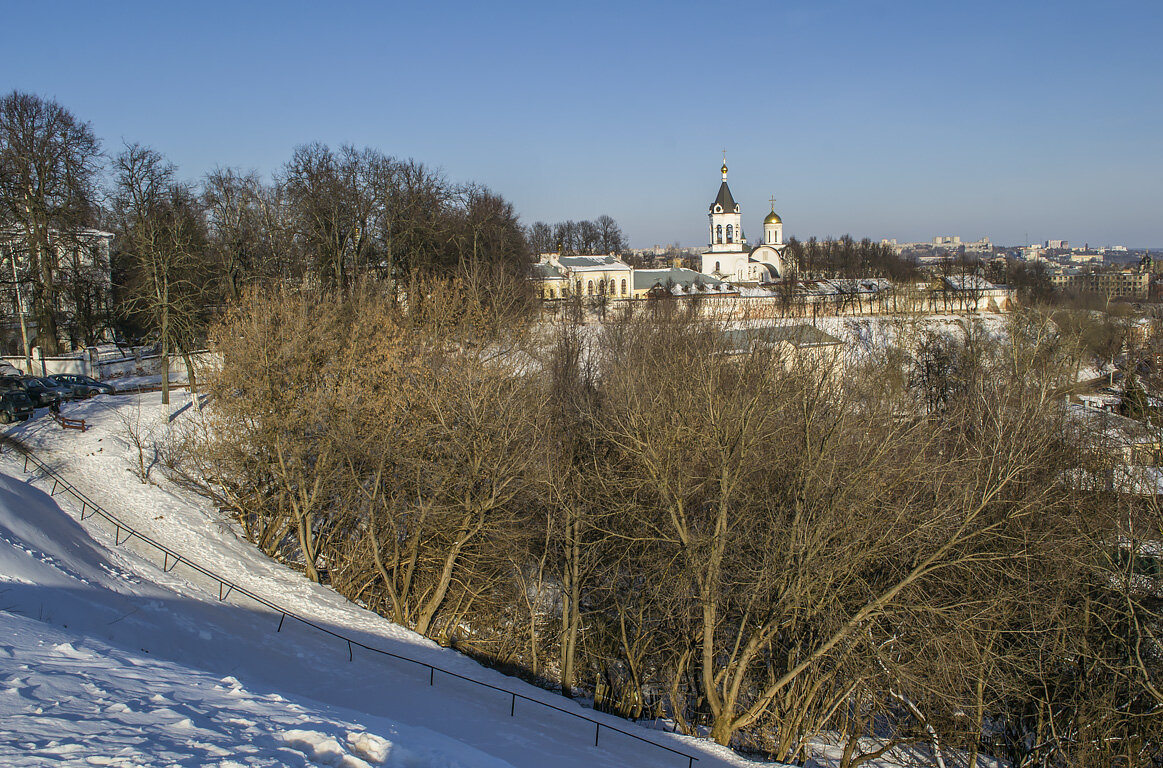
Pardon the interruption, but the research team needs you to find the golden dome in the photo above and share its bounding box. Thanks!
[720,162,728,175]
[764,210,782,225]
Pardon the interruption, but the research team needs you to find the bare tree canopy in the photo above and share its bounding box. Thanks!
[527,215,627,255]
[182,292,1163,766]
[110,143,209,403]
[0,91,102,353]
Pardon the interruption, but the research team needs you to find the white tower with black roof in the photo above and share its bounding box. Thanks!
[708,158,745,253]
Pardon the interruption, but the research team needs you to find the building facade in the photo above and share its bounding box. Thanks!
[1051,268,1149,299]
[531,253,633,300]
[0,228,114,354]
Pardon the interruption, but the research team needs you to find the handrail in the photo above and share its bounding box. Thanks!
[0,437,699,768]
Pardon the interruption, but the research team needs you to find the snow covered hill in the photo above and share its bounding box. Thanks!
[0,393,764,768]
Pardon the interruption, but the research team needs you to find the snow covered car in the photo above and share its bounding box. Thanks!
[0,390,34,423]
[47,374,116,399]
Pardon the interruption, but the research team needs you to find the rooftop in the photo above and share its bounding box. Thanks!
[632,267,725,292]
[555,254,629,272]
[721,324,843,352]
[710,181,738,214]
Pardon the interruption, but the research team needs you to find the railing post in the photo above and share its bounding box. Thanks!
[347,639,353,662]
[510,693,516,717]
[594,722,600,747]
[429,666,434,686]
[277,613,286,632]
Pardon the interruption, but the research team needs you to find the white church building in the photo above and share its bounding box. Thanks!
[699,159,786,284]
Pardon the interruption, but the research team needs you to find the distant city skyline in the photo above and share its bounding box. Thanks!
[4,0,1161,249]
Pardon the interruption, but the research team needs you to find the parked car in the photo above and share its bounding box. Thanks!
[21,377,70,408]
[47,374,116,399]
[0,390,34,423]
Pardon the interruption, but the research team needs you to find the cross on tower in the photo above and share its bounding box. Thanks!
[769,196,778,210]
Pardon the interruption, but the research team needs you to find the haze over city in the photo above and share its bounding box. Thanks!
[6,0,1161,248]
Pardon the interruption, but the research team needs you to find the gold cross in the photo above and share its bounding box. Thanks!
[769,196,777,210]
[722,149,727,162]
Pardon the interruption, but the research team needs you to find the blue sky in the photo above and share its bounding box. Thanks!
[5,0,1161,247]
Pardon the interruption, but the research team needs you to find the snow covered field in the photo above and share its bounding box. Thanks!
[0,393,767,768]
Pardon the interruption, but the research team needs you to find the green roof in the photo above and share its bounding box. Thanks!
[531,262,564,279]
[632,267,724,292]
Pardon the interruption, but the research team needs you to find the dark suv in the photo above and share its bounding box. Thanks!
[21,377,69,408]
[48,374,116,399]
[0,390,34,423]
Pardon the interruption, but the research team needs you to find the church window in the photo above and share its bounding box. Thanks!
[587,280,593,295]
[726,224,733,243]
[621,278,627,295]
[715,261,720,272]
[576,279,582,295]
[716,225,722,244]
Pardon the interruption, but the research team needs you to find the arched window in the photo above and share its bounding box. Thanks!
[716,224,723,244]
[587,280,593,295]
[767,230,772,244]
[549,287,556,299]
[621,278,627,295]
[726,224,733,243]
[715,261,720,272]
[576,279,582,295]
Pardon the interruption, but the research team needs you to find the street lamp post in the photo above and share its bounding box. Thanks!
[8,252,33,374]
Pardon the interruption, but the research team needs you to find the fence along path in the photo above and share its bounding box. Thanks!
[1,438,700,768]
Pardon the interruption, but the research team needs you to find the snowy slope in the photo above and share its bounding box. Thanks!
[0,393,765,768]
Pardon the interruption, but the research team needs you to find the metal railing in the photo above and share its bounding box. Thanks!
[1,438,700,768]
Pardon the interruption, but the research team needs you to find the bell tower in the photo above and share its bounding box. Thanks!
[708,155,744,253]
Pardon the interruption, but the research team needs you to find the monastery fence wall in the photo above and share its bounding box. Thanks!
[541,287,1016,322]
[1,348,214,379]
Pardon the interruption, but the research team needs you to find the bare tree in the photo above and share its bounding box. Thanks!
[203,167,276,301]
[595,214,626,254]
[112,143,207,404]
[0,91,102,354]
[280,143,378,290]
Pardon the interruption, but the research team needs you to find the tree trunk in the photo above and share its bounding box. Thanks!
[560,515,582,695]
[161,333,170,405]
[35,234,61,354]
